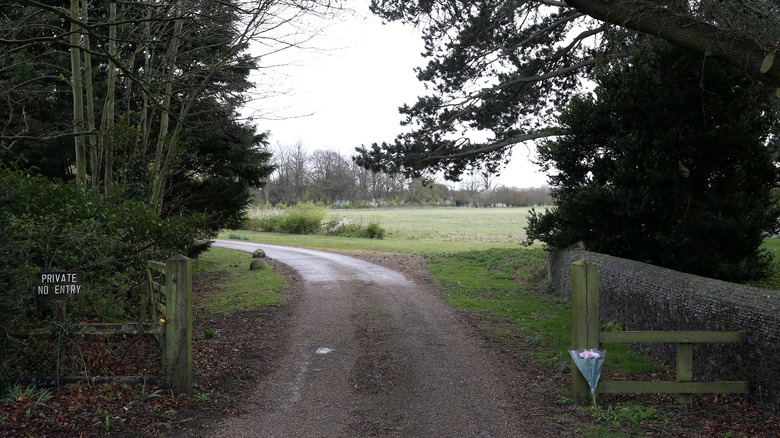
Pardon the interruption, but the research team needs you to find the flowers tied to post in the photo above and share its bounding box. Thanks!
[570,348,607,406]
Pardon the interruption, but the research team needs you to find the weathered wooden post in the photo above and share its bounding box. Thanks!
[676,343,694,405]
[164,254,193,396]
[571,258,600,402]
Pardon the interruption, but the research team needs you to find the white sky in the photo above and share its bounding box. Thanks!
[244,1,549,189]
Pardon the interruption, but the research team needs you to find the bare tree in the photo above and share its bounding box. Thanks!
[310,149,351,203]
[267,140,311,204]
[350,160,374,204]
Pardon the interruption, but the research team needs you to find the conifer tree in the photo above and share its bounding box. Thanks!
[526,42,779,282]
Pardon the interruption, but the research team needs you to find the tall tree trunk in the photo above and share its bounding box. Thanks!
[136,7,150,152]
[102,0,118,196]
[149,0,184,211]
[70,0,87,183]
[82,0,99,188]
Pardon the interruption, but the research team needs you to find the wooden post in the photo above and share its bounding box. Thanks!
[164,255,192,396]
[54,300,67,321]
[139,289,149,322]
[571,259,600,402]
[676,343,693,405]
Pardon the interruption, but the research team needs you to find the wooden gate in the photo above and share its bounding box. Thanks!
[146,254,193,396]
[12,255,192,395]
[570,259,748,405]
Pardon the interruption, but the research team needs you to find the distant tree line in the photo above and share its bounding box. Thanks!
[259,141,552,207]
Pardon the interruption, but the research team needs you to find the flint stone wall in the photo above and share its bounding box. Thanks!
[548,247,780,404]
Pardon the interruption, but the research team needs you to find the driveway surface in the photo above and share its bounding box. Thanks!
[210,240,524,437]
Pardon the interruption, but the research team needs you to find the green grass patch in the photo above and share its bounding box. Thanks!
[323,206,535,242]
[586,402,666,434]
[227,206,766,436]
[245,206,536,243]
[194,247,285,314]
[217,229,529,255]
[225,222,663,376]
[426,247,663,375]
[230,207,708,375]
[761,237,780,257]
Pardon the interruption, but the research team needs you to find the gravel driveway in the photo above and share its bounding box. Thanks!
[210,240,525,437]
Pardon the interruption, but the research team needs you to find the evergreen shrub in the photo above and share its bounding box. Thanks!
[0,167,215,326]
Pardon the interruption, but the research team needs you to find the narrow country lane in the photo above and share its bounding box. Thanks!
[208,240,524,437]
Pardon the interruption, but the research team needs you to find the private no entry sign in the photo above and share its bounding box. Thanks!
[36,271,85,298]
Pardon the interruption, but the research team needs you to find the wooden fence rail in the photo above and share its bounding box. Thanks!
[14,323,161,336]
[571,259,749,405]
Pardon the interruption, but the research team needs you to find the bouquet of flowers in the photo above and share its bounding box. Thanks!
[570,349,607,406]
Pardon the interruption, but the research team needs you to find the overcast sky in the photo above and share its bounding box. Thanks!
[244,2,549,189]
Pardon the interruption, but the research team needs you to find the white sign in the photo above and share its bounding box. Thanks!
[36,271,85,298]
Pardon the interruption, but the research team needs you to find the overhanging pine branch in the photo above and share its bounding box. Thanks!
[498,58,597,88]
[425,127,567,162]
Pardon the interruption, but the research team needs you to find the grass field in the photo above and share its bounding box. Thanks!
[245,205,540,244]
[325,206,537,243]
[226,206,780,363]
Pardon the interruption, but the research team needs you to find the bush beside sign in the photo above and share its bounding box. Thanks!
[36,271,85,298]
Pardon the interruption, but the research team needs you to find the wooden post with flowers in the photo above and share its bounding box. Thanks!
[163,254,193,396]
[570,258,600,402]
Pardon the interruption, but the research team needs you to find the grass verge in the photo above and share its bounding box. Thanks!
[427,247,667,436]
[193,247,285,314]
[427,247,664,375]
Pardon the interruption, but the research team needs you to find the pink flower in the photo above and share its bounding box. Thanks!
[579,349,601,359]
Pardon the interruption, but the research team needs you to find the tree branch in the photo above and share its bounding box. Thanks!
[498,58,598,88]
[426,127,567,162]
[564,0,780,87]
